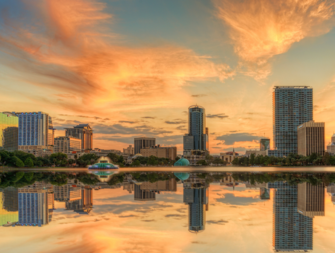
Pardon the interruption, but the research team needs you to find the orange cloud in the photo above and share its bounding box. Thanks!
[0,0,234,115]
[213,0,335,79]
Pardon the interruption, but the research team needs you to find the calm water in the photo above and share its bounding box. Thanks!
[1,168,335,253]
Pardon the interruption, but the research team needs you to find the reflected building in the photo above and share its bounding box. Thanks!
[297,182,325,218]
[269,182,312,251]
[140,178,177,192]
[66,187,93,214]
[54,184,82,202]
[0,188,18,226]
[0,112,18,152]
[18,188,49,227]
[134,184,156,201]
[326,184,335,204]
[183,186,208,233]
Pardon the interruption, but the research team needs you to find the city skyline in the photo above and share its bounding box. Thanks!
[1,1,335,155]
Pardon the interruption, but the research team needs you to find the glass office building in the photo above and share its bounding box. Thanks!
[183,105,208,151]
[269,182,313,251]
[272,86,313,157]
[183,187,208,233]
[14,112,50,146]
[0,112,18,152]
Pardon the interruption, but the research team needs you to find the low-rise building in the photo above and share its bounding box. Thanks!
[327,134,335,155]
[183,150,207,166]
[140,145,177,160]
[19,145,54,157]
[220,150,239,163]
[245,150,266,156]
[123,145,134,155]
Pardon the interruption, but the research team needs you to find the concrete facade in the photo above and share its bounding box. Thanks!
[297,121,325,156]
[140,145,177,160]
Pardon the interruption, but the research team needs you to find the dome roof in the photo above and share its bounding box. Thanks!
[174,172,190,181]
[174,157,190,166]
[88,162,118,169]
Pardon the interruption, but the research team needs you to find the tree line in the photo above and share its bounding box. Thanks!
[232,153,335,166]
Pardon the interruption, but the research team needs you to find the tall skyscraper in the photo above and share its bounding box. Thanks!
[0,112,18,152]
[183,105,208,152]
[18,188,49,227]
[297,121,325,156]
[297,182,325,218]
[48,116,55,146]
[183,186,208,233]
[327,134,335,155]
[134,137,155,154]
[269,182,313,251]
[65,124,93,150]
[270,86,313,157]
[14,111,50,147]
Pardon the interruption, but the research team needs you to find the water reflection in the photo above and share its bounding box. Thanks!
[0,171,334,252]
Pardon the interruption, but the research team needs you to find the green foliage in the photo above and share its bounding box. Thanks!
[196,160,208,166]
[77,153,99,166]
[131,160,141,167]
[24,157,34,167]
[12,156,24,167]
[107,173,125,185]
[107,153,120,163]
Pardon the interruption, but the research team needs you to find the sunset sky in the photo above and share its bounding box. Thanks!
[1,0,335,154]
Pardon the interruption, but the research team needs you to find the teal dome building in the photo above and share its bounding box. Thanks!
[174,172,190,181]
[174,157,190,166]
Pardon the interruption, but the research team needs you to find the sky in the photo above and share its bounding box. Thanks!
[1,0,335,154]
[0,184,335,253]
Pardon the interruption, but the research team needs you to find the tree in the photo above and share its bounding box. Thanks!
[107,153,120,163]
[24,157,34,167]
[196,160,208,166]
[12,156,24,167]
[131,160,141,167]
[250,154,255,165]
[212,158,224,165]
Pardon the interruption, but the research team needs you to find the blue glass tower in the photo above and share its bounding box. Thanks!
[272,86,313,157]
[269,182,313,251]
[14,112,50,146]
[183,105,208,151]
[183,187,208,232]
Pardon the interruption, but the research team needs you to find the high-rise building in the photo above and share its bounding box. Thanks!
[270,86,313,157]
[48,117,55,146]
[326,134,335,155]
[18,188,49,227]
[260,138,270,151]
[0,112,18,152]
[54,136,82,153]
[297,121,325,156]
[134,184,156,201]
[183,105,208,152]
[123,145,134,155]
[297,182,325,218]
[14,111,50,147]
[269,182,313,251]
[134,137,155,154]
[65,124,93,150]
[140,145,177,160]
[183,187,208,233]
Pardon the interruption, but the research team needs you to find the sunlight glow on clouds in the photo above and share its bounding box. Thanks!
[213,0,335,79]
